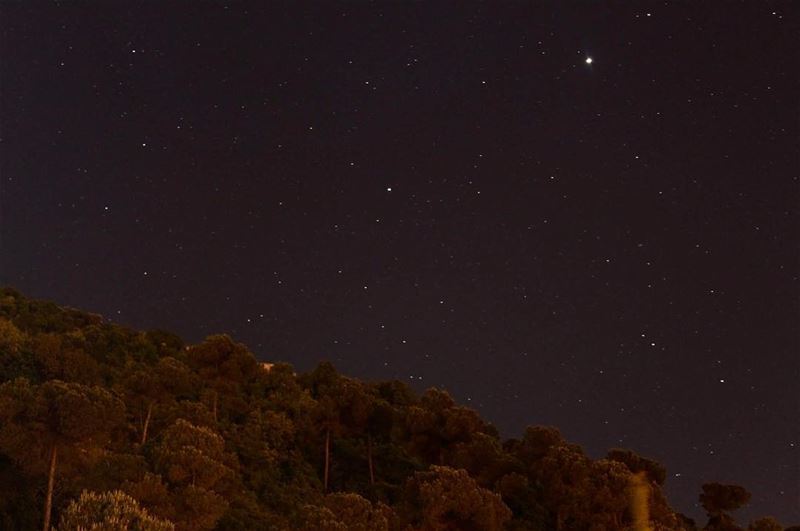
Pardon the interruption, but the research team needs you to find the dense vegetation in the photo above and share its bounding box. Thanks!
[0,288,794,531]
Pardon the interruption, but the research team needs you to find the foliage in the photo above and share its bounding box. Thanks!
[0,288,792,530]
[399,465,512,530]
[696,482,753,531]
[748,516,784,531]
[58,489,175,530]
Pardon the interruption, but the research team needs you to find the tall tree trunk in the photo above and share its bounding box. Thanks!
[42,443,57,531]
[367,432,375,485]
[212,392,218,423]
[140,401,155,445]
[323,428,331,491]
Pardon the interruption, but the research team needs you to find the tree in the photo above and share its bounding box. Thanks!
[375,379,417,408]
[120,357,197,445]
[589,458,634,530]
[0,317,25,354]
[0,378,123,531]
[173,485,229,531]
[295,503,348,530]
[185,335,259,423]
[121,472,176,524]
[153,419,236,530]
[495,472,549,530]
[144,329,184,358]
[747,517,783,531]
[532,443,592,530]
[0,317,35,382]
[32,332,101,385]
[260,362,314,416]
[607,448,667,485]
[154,419,235,491]
[215,492,290,531]
[509,425,567,466]
[700,483,751,517]
[0,453,40,530]
[322,492,391,531]
[364,397,394,486]
[58,489,175,530]
[228,408,296,497]
[303,362,349,491]
[700,483,751,531]
[399,466,511,531]
[121,368,162,446]
[406,388,490,467]
[329,378,390,487]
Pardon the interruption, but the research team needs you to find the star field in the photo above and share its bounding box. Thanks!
[1,2,797,523]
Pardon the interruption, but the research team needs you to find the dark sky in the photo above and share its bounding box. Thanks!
[1,1,798,523]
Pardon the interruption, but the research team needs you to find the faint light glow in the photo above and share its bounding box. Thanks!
[630,472,651,531]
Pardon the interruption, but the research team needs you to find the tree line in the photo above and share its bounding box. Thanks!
[0,287,795,530]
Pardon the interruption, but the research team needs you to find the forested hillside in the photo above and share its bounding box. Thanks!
[0,288,792,530]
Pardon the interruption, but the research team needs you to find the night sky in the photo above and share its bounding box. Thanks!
[1,2,798,523]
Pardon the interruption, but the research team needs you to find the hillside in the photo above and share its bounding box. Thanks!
[0,288,792,531]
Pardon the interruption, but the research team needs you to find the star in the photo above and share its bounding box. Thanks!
[585,57,593,64]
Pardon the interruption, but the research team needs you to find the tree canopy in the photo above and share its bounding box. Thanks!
[0,288,793,530]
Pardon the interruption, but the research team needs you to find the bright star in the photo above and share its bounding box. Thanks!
[585,57,593,64]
